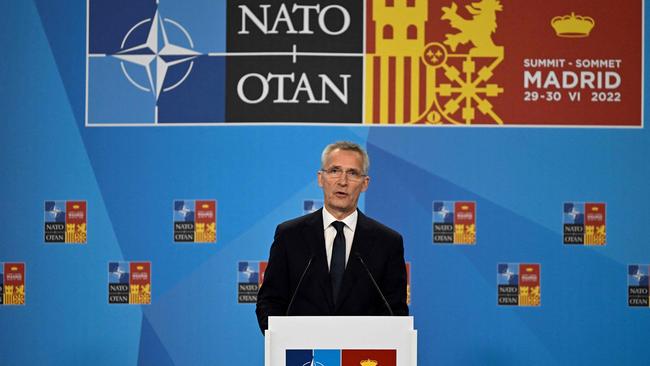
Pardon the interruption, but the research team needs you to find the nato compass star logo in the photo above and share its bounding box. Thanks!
[115,10,200,101]
[87,0,226,124]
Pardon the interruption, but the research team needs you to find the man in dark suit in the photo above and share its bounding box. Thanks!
[256,141,408,334]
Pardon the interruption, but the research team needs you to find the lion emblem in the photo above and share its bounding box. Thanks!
[441,0,503,57]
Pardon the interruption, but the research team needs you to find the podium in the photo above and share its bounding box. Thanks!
[265,316,417,366]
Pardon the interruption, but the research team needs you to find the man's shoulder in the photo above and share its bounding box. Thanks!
[359,212,402,240]
[276,209,321,233]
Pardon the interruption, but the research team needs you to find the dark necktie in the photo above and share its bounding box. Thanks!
[330,221,346,304]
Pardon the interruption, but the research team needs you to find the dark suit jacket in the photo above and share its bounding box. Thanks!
[256,208,408,334]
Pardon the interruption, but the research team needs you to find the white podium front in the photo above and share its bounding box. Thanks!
[265,316,417,366]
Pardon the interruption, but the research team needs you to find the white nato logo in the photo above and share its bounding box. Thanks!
[303,361,325,366]
[177,202,192,219]
[115,10,200,100]
[302,350,326,366]
[566,205,581,221]
[500,267,515,282]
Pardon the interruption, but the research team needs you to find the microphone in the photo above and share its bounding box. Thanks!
[285,255,314,316]
[354,252,394,316]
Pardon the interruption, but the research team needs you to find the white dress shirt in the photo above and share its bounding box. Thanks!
[322,207,357,270]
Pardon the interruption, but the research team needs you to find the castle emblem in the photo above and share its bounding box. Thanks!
[366,0,505,125]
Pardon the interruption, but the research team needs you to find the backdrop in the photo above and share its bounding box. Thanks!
[1,1,648,365]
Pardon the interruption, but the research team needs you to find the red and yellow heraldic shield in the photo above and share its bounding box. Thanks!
[454,201,476,244]
[65,201,87,243]
[195,200,216,243]
[130,262,151,305]
[259,261,268,287]
[342,350,396,366]
[519,264,540,306]
[584,203,606,245]
[405,262,411,305]
[365,0,641,126]
[4,263,25,305]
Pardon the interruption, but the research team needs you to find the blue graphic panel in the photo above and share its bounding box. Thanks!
[433,201,454,223]
[87,0,226,124]
[286,350,341,366]
[497,263,519,285]
[238,261,259,283]
[44,200,66,222]
[137,315,175,366]
[157,56,226,123]
[313,350,341,366]
[629,265,649,287]
[157,0,226,53]
[89,0,157,54]
[563,202,584,224]
[173,200,195,222]
[88,57,156,123]
[286,350,314,366]
[2,0,650,365]
[109,262,130,284]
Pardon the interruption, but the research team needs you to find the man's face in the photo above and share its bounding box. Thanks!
[318,149,369,219]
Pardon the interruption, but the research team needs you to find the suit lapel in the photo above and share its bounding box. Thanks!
[302,209,334,310]
[335,210,373,311]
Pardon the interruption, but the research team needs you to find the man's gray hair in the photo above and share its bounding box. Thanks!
[320,141,370,175]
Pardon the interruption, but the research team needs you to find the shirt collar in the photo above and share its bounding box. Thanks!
[322,207,358,232]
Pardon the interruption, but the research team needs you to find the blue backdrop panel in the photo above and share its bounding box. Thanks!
[0,1,648,366]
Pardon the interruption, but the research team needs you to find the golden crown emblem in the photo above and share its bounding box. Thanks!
[551,12,595,38]
[360,359,378,366]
